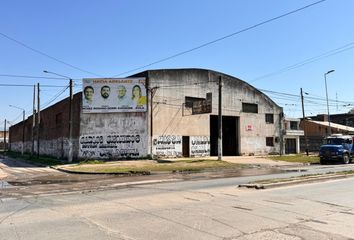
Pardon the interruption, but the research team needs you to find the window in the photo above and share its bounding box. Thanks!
[185,96,212,114]
[265,114,274,124]
[242,103,258,113]
[290,121,298,130]
[185,96,204,108]
[266,137,274,147]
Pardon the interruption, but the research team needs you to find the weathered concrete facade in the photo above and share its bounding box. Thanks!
[10,68,283,160]
[133,69,283,157]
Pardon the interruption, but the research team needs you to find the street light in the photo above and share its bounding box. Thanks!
[324,69,335,136]
[9,105,25,155]
[43,70,73,163]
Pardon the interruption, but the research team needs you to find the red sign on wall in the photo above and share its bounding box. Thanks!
[246,124,253,131]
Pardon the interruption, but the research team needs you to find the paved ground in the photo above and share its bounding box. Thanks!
[1,173,354,239]
[0,158,60,180]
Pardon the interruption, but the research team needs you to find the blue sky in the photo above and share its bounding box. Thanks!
[1,0,354,128]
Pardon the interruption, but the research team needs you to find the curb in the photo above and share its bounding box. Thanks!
[238,173,354,189]
[50,166,151,176]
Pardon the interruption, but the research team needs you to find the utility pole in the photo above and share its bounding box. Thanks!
[301,88,309,156]
[3,119,6,152]
[43,70,74,162]
[68,79,73,163]
[218,76,223,161]
[324,70,335,136]
[22,110,25,155]
[37,83,40,159]
[149,86,159,158]
[32,84,36,155]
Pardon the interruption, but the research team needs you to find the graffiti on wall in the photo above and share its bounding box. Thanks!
[152,135,182,157]
[79,134,145,159]
[190,136,210,157]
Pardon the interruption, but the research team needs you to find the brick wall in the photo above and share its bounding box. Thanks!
[9,92,82,158]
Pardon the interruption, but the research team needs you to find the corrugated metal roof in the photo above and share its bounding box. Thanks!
[308,120,354,132]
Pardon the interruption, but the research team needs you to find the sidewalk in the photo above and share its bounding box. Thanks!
[52,155,303,175]
[168,156,302,166]
[0,169,7,179]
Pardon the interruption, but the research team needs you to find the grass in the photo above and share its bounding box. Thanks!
[268,154,320,164]
[63,159,246,174]
[4,151,65,166]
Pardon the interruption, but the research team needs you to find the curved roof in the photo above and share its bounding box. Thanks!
[131,68,282,110]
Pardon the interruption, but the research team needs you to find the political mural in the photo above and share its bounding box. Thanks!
[82,78,147,113]
[190,136,210,157]
[152,135,183,157]
[79,133,146,159]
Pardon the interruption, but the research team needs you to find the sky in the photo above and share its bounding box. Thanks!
[1,0,354,129]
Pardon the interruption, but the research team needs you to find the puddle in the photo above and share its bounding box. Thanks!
[177,167,291,180]
[285,169,307,173]
[7,179,81,186]
[0,181,14,189]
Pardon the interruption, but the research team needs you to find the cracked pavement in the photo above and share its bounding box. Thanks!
[2,172,354,239]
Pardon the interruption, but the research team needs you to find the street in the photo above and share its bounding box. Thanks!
[2,158,354,239]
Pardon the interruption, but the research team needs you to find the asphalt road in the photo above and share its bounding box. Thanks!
[2,161,354,239]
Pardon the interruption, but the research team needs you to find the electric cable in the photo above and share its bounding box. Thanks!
[0,32,102,77]
[112,0,327,77]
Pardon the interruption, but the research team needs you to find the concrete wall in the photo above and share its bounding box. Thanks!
[134,69,283,157]
[79,112,148,159]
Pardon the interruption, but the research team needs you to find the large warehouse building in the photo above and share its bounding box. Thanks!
[9,68,284,160]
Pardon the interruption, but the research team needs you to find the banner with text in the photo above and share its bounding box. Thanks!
[82,78,147,113]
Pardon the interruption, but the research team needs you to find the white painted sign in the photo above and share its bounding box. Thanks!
[190,136,210,157]
[82,78,147,113]
[79,133,146,159]
[152,135,182,157]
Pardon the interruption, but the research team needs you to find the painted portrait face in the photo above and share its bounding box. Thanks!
[132,85,141,98]
[117,86,126,98]
[101,86,110,99]
[84,86,94,100]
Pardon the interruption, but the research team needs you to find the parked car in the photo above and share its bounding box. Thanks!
[319,134,354,164]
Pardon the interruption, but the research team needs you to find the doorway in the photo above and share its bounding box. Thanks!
[182,136,190,157]
[210,115,239,156]
[285,138,296,154]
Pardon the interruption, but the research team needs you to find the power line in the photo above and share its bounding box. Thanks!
[0,83,67,88]
[0,32,102,77]
[252,41,354,82]
[41,85,70,109]
[0,73,81,81]
[112,0,327,77]
[260,88,354,105]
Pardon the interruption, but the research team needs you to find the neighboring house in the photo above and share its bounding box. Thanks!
[300,119,354,152]
[9,68,284,160]
[308,114,354,128]
[283,118,304,154]
[0,130,9,150]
